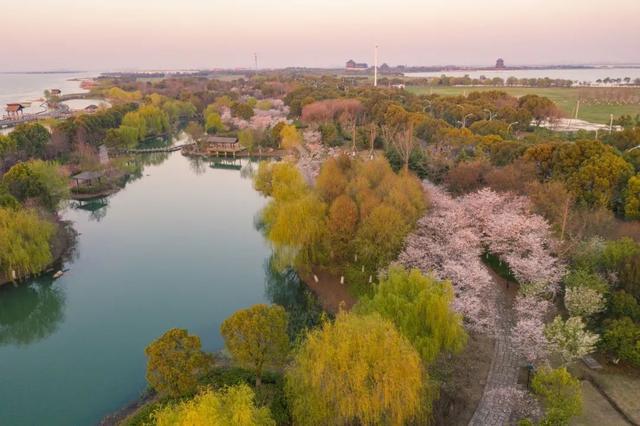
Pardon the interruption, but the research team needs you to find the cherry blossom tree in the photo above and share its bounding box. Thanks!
[399,182,497,333]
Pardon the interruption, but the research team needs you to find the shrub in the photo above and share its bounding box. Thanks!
[602,317,640,366]
[609,291,640,322]
[531,367,582,426]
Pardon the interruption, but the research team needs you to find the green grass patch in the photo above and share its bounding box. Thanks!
[406,86,640,124]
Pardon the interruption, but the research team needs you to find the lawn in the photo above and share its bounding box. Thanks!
[406,86,640,124]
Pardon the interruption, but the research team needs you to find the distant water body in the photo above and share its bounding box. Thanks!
[405,67,640,83]
[0,72,96,115]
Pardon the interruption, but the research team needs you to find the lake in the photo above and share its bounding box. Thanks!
[405,67,640,83]
[0,72,96,115]
[0,152,313,425]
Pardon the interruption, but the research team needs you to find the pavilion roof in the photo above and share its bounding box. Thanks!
[72,171,104,181]
[203,135,239,144]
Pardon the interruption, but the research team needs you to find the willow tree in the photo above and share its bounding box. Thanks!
[255,162,326,269]
[152,384,275,426]
[285,313,428,425]
[221,304,289,386]
[356,266,467,364]
[0,207,55,281]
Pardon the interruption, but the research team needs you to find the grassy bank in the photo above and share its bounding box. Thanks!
[406,86,640,124]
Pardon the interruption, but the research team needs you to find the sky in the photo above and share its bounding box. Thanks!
[1,0,639,71]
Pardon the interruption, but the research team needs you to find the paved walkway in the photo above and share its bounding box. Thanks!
[469,268,522,426]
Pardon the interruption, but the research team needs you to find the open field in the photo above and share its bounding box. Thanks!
[571,381,628,426]
[406,86,640,124]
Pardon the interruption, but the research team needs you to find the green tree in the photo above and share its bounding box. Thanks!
[531,367,583,426]
[145,328,212,398]
[624,174,640,219]
[238,128,256,153]
[10,123,50,158]
[205,112,226,134]
[285,312,428,426]
[2,160,69,210]
[104,125,139,148]
[356,266,467,364]
[220,304,289,386]
[152,384,275,426]
[602,317,640,367]
[0,207,55,281]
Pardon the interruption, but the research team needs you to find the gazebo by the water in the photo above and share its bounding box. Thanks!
[200,135,246,157]
[71,171,104,188]
[5,103,25,119]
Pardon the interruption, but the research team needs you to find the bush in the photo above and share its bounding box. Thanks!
[602,317,640,366]
[531,367,582,426]
[609,291,640,322]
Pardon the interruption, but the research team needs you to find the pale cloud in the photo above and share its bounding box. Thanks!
[1,0,638,71]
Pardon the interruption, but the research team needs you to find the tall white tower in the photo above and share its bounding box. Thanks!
[374,45,378,87]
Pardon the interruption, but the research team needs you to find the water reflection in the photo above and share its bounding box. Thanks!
[264,256,323,340]
[70,197,110,222]
[0,278,66,346]
[188,156,207,175]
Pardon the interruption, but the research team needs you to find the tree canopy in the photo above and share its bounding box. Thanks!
[220,304,289,386]
[285,312,428,426]
[145,328,212,398]
[0,207,55,281]
[356,266,467,364]
[152,384,275,426]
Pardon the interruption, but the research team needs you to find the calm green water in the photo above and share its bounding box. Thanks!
[0,152,314,425]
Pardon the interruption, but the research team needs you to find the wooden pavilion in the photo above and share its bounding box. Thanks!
[200,135,246,157]
[5,103,25,119]
[71,171,104,188]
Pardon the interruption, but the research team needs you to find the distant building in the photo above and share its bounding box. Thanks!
[346,59,368,71]
[495,58,505,69]
[5,103,25,119]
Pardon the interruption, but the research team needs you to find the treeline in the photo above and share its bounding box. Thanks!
[388,75,576,88]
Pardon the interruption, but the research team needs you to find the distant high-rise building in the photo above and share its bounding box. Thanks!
[495,58,505,69]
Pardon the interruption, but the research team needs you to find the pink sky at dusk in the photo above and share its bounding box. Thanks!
[1,0,639,71]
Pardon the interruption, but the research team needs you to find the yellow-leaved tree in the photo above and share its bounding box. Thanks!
[279,124,301,150]
[220,304,289,386]
[285,312,428,425]
[144,328,212,398]
[152,384,275,426]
